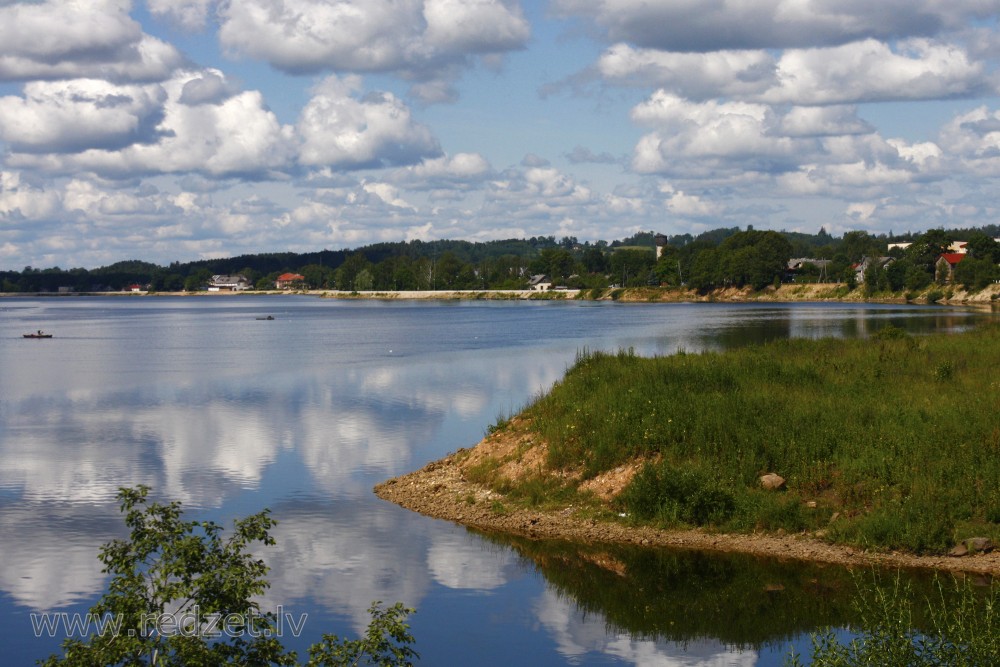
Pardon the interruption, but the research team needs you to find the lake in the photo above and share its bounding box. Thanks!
[0,296,995,665]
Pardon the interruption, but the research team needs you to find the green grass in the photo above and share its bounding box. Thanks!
[518,325,1000,554]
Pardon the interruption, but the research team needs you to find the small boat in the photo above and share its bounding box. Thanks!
[24,330,53,338]
[256,315,275,320]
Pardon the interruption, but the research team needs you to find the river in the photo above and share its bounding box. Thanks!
[0,296,994,665]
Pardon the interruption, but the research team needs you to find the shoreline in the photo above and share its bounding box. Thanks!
[4,282,1000,304]
[375,430,1000,577]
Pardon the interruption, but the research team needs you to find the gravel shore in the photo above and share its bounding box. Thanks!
[375,426,1000,576]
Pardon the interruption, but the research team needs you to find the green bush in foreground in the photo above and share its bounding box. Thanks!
[786,572,1000,666]
[41,486,417,667]
[523,325,1000,554]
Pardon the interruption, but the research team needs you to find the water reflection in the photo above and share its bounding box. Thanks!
[0,503,122,609]
[1,298,996,664]
[426,533,517,591]
[478,531,996,666]
[259,499,530,635]
[0,327,569,621]
[535,589,759,666]
[683,305,982,352]
[260,503,433,633]
[486,535,858,647]
[0,354,542,509]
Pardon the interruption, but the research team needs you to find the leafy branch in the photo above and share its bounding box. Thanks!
[40,486,418,667]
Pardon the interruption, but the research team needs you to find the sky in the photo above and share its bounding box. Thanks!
[2,1,1000,270]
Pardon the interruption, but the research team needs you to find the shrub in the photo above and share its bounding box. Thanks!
[618,462,735,527]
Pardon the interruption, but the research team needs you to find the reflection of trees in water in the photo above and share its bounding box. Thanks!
[477,532,978,650]
[480,533,857,647]
[695,319,795,351]
[687,308,982,353]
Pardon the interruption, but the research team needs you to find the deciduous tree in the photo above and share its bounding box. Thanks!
[41,487,417,667]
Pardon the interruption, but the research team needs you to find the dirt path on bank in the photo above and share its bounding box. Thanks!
[374,425,1000,576]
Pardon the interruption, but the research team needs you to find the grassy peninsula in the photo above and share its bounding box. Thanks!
[379,324,1000,566]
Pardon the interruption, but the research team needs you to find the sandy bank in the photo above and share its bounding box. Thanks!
[330,282,1000,304]
[7,283,999,304]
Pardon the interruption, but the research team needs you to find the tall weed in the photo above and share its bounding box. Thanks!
[787,572,1000,666]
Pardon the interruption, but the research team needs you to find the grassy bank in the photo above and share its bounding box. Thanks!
[484,324,1000,555]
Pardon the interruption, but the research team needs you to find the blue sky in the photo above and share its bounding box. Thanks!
[2,1,1000,269]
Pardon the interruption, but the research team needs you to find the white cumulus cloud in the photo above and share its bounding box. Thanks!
[422,0,529,53]
[597,44,776,99]
[6,70,296,178]
[631,93,800,173]
[217,0,529,86]
[0,171,63,220]
[762,38,989,105]
[779,106,874,138]
[0,0,183,82]
[553,0,1000,51]
[298,75,441,169]
[597,39,991,106]
[0,79,168,153]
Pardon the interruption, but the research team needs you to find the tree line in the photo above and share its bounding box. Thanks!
[3,226,999,294]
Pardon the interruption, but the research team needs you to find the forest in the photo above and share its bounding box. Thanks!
[3,225,1000,294]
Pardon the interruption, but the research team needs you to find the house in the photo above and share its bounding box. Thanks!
[935,253,965,284]
[786,258,832,282]
[528,274,552,291]
[275,272,305,290]
[128,284,144,292]
[854,256,894,284]
[207,275,250,291]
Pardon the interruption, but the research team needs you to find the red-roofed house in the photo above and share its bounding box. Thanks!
[275,272,305,290]
[935,253,965,283]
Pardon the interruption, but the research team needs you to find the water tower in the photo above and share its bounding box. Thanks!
[654,233,668,259]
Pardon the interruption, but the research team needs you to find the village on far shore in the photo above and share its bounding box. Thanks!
[3,227,1000,303]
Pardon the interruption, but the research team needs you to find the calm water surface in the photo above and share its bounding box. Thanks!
[0,296,994,665]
